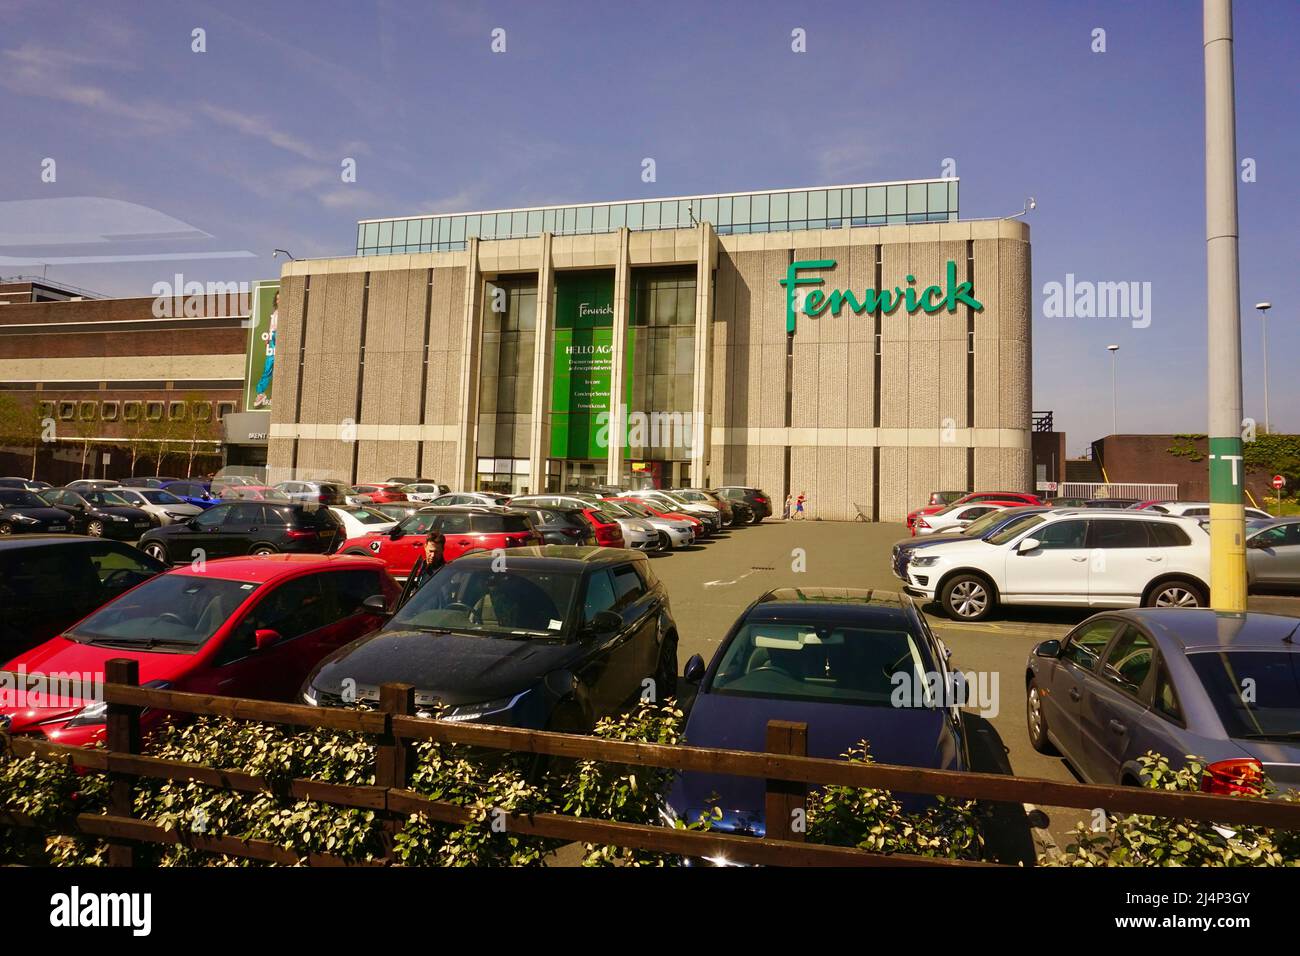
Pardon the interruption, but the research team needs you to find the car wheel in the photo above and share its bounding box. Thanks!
[658,531,671,551]
[654,635,679,702]
[1145,578,1206,609]
[142,541,169,563]
[1026,679,1056,754]
[751,512,763,525]
[249,544,277,556]
[940,573,995,621]
[0,522,11,535]
[86,519,105,537]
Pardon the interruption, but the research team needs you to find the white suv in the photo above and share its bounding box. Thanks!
[896,510,1211,621]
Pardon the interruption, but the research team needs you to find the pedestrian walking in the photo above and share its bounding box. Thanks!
[783,493,793,520]
[794,492,807,520]
[396,531,447,609]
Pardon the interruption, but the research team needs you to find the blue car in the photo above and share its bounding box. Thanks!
[668,588,969,836]
[159,480,218,509]
[1027,608,1300,794]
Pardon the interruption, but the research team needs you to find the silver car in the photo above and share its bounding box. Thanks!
[609,499,695,549]
[110,486,203,525]
[1247,518,1300,589]
[601,500,684,550]
[1027,608,1300,793]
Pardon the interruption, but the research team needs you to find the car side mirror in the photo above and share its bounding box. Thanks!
[389,526,404,539]
[1246,537,1265,550]
[1016,537,1041,554]
[683,653,706,683]
[254,628,284,651]
[1034,639,1061,659]
[584,609,622,635]
[362,594,391,617]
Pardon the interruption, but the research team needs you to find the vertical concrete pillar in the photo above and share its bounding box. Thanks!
[527,232,555,494]
[453,238,482,490]
[690,222,716,486]
[606,227,631,485]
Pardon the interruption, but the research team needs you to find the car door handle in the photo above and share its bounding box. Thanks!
[1069,687,1081,702]
[1108,719,1126,735]
[1146,556,1163,562]
[1071,556,1087,562]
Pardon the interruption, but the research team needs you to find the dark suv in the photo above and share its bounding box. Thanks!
[302,546,678,733]
[714,486,773,524]
[137,501,343,563]
[0,536,164,659]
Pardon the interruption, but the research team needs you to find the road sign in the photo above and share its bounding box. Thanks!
[1273,475,1286,489]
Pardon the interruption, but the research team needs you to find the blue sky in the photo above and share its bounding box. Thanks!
[3,0,1296,451]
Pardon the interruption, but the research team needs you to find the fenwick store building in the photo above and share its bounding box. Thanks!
[267,179,1031,521]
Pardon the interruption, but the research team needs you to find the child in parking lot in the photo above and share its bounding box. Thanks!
[794,493,807,520]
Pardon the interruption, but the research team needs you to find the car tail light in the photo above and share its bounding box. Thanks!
[286,528,318,539]
[1200,758,1264,796]
[754,496,767,503]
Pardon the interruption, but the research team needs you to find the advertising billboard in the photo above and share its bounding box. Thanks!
[243,280,280,411]
[549,271,634,460]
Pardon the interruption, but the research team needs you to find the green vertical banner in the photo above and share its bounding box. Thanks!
[243,281,280,411]
[549,271,633,459]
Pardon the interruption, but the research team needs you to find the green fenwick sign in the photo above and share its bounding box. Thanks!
[779,259,983,333]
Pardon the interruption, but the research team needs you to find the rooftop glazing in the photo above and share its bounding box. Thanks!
[355,178,959,256]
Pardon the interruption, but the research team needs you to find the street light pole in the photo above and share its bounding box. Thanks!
[1256,302,1272,433]
[1107,345,1119,435]
[1204,0,1247,611]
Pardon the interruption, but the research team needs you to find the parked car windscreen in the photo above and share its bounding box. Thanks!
[390,565,579,637]
[65,575,260,649]
[708,621,933,706]
[136,489,185,505]
[84,490,136,507]
[987,514,1047,545]
[0,490,47,509]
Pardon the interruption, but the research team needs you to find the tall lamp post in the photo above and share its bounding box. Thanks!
[1204,0,1247,611]
[1255,301,1272,433]
[1106,344,1120,435]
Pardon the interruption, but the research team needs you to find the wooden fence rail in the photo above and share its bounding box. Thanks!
[4,661,1300,867]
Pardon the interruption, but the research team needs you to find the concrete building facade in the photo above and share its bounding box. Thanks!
[268,181,1032,521]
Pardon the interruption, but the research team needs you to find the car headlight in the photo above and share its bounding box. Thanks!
[64,699,107,728]
[12,514,39,523]
[109,514,128,522]
[441,691,526,723]
[911,555,940,568]
[302,687,318,706]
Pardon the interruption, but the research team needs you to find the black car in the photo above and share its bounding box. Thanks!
[713,486,773,523]
[0,477,49,491]
[510,505,597,546]
[0,489,77,535]
[137,500,344,563]
[302,546,678,733]
[39,487,157,539]
[0,536,164,660]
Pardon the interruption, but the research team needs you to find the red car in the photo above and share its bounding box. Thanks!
[348,482,409,505]
[337,506,541,579]
[0,554,397,747]
[905,491,1043,532]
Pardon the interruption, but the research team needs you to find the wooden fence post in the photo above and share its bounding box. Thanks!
[375,683,415,864]
[764,720,808,844]
[104,658,141,866]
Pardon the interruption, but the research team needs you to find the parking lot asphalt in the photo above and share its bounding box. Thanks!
[649,518,1300,855]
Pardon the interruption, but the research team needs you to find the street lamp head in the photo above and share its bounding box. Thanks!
[1106,344,1120,353]
[1255,302,1272,313]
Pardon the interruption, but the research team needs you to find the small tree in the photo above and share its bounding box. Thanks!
[178,393,221,478]
[0,396,50,480]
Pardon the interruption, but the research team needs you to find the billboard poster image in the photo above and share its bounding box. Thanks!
[244,280,280,411]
